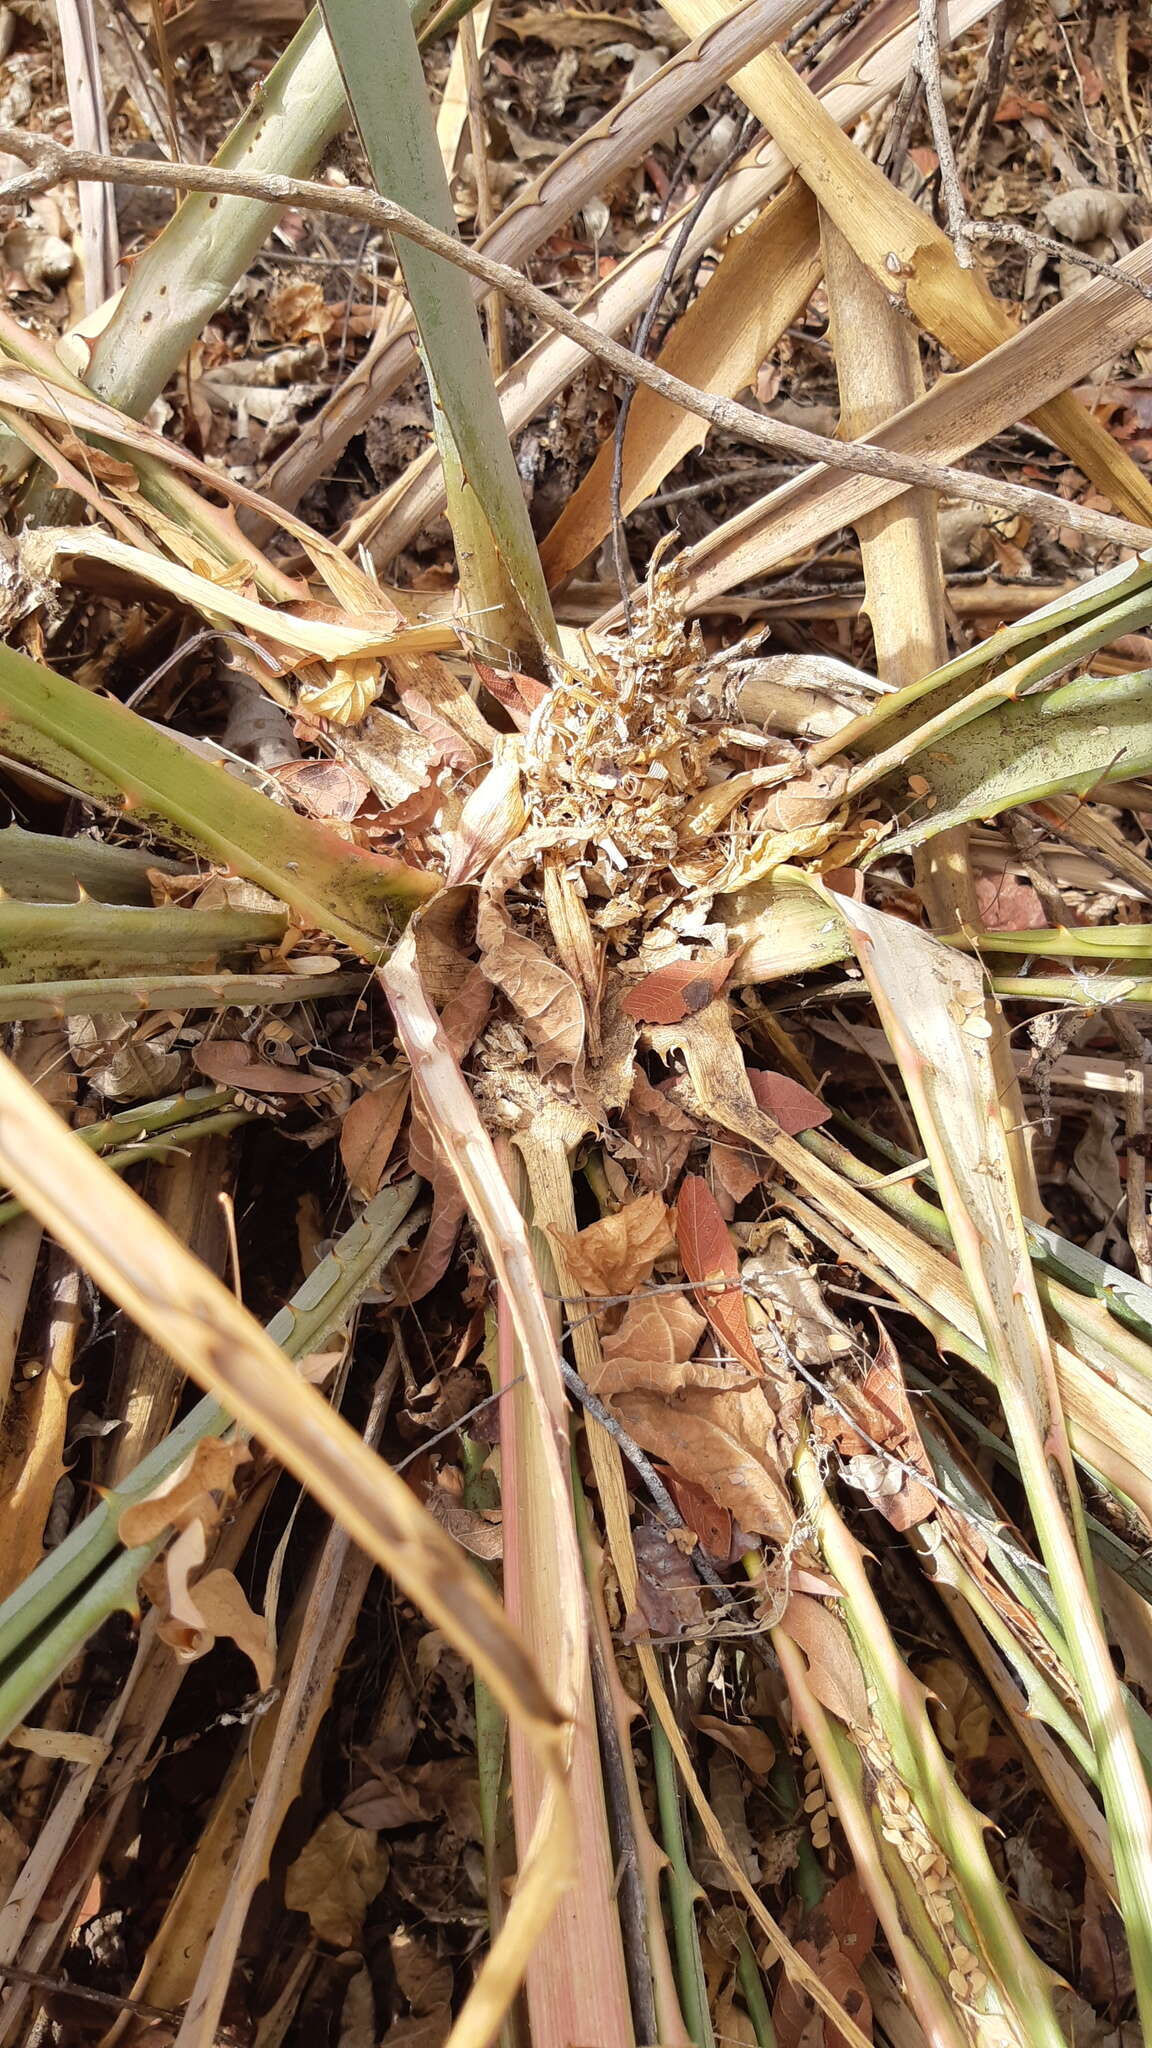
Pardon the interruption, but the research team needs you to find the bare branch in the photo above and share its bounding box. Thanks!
[915,0,973,265]
[1,128,1149,556]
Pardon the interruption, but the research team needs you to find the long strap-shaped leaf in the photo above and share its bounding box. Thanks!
[0,642,437,953]
[320,0,557,655]
[0,1055,572,2048]
[834,893,1152,2034]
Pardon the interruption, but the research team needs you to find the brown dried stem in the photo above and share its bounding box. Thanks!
[1,129,1148,556]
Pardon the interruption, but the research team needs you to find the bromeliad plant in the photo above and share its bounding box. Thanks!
[5,5,1152,2048]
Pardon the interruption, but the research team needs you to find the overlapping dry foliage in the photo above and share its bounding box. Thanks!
[2,2,1152,2046]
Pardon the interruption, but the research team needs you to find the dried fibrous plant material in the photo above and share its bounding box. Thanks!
[8,0,1152,2042]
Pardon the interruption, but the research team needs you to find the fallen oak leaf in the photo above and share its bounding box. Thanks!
[340,1067,411,1200]
[472,657,551,727]
[184,1566,276,1690]
[606,1386,794,1542]
[694,1713,776,1776]
[621,1069,695,1190]
[284,1812,390,1948]
[661,1468,733,1561]
[117,1436,250,1547]
[594,1292,706,1392]
[780,1593,870,1730]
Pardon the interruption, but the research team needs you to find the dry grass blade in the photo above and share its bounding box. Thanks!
[657,0,1152,522]
[668,228,1152,610]
[539,180,821,586]
[0,1050,572,2048]
[834,893,1152,2028]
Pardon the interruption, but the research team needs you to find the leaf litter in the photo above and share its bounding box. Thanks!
[2,3,1152,2047]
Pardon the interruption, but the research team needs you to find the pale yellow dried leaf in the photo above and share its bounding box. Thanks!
[117,1437,249,1548]
[445,758,527,886]
[163,1516,208,1635]
[191,1566,276,1691]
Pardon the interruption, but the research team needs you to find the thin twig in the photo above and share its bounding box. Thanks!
[2,131,1149,557]
[558,1358,746,1612]
[610,113,759,620]
[966,217,1152,303]
[956,0,1026,168]
[0,1962,179,2024]
[798,0,874,70]
[916,0,972,264]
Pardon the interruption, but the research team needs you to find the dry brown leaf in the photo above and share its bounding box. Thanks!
[118,1437,250,1548]
[274,756,371,821]
[623,1521,709,1641]
[708,1140,762,1207]
[1045,187,1130,244]
[186,1566,276,1690]
[194,1041,331,1095]
[622,950,737,1024]
[662,1467,734,1560]
[503,6,652,46]
[592,1292,706,1395]
[340,1069,411,1201]
[746,1067,830,1136]
[425,1487,503,1561]
[974,869,1048,931]
[773,1875,877,2048]
[284,1813,390,1948]
[744,1230,855,1367]
[477,916,586,1078]
[609,1385,794,1541]
[621,1069,696,1190]
[389,1929,454,2017]
[781,1594,869,1730]
[694,1713,776,1776]
[676,1174,763,1374]
[549,1190,674,1301]
[918,1657,991,1766]
[342,1758,481,1839]
[444,758,527,886]
[1081,1872,1135,2012]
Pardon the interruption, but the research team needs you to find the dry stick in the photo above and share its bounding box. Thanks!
[915,0,972,265]
[967,217,1152,303]
[2,132,1150,559]
[797,0,874,72]
[955,0,1025,167]
[610,112,760,620]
